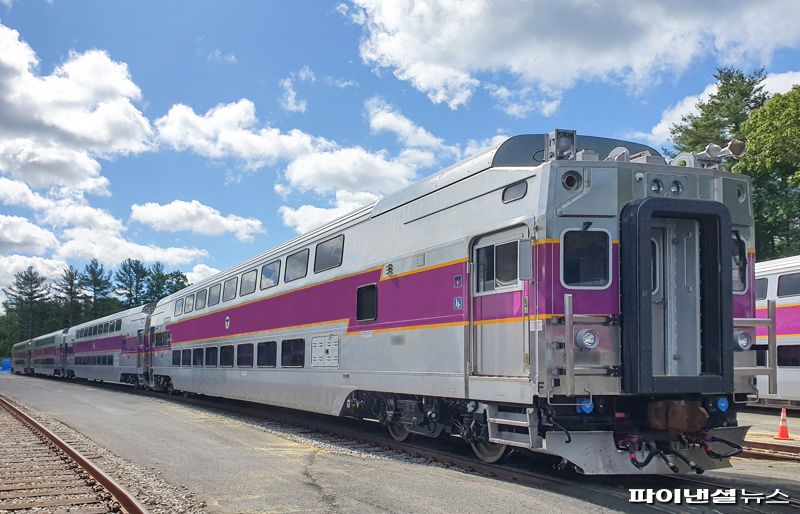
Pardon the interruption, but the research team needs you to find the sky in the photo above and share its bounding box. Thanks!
[1,0,799,296]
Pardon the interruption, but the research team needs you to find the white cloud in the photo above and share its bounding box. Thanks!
[279,190,379,233]
[632,70,800,147]
[206,48,237,63]
[347,0,800,113]
[130,199,265,242]
[186,263,220,284]
[0,215,58,255]
[324,76,359,88]
[279,66,316,113]
[0,255,67,296]
[463,134,509,156]
[0,23,153,192]
[365,96,448,150]
[155,99,334,167]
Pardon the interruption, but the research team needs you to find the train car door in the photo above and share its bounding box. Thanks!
[471,226,530,377]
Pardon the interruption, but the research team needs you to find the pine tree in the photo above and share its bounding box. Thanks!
[81,259,113,318]
[143,262,169,304]
[670,67,768,156]
[165,271,189,296]
[2,266,50,341]
[115,259,149,306]
[52,265,85,326]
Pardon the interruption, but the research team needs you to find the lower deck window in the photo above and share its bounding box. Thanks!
[281,339,305,367]
[778,345,800,367]
[193,348,204,366]
[562,230,610,288]
[205,347,218,367]
[172,350,181,366]
[237,343,254,367]
[181,349,191,366]
[257,341,276,367]
[220,345,234,367]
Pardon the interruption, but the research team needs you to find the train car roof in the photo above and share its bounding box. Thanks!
[69,303,155,331]
[755,255,800,275]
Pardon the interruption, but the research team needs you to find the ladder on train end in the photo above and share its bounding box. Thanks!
[486,405,542,449]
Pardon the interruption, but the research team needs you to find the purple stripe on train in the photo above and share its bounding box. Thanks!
[756,304,800,337]
[73,335,124,354]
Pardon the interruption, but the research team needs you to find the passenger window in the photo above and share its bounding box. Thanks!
[237,343,254,367]
[93,325,98,336]
[219,345,234,367]
[476,241,519,291]
[476,245,495,292]
[285,249,309,282]
[184,294,194,313]
[174,298,184,316]
[172,350,181,366]
[356,284,378,321]
[281,339,305,367]
[502,181,527,203]
[195,289,207,310]
[732,233,747,292]
[314,235,344,273]
[756,278,768,301]
[260,260,281,290]
[222,277,238,302]
[193,348,204,366]
[778,272,800,297]
[257,341,277,367]
[240,269,258,296]
[208,283,221,306]
[778,345,800,367]
[205,347,218,367]
[181,349,191,366]
[562,231,610,288]
[115,319,122,331]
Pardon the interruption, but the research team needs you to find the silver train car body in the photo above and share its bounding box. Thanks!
[14,131,769,474]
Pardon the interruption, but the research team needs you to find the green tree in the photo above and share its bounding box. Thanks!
[52,265,85,326]
[115,258,149,306]
[0,303,20,357]
[733,86,800,259]
[670,67,768,155]
[1,266,50,342]
[81,259,113,318]
[165,270,189,296]
[143,261,170,304]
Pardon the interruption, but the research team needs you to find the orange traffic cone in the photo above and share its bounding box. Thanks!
[774,408,794,440]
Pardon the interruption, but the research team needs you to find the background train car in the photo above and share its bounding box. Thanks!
[136,130,763,474]
[753,255,800,408]
[10,339,31,374]
[67,304,153,383]
[28,329,69,377]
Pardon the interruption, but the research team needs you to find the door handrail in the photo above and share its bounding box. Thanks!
[734,299,777,395]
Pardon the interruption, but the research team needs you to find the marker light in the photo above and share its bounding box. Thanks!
[650,179,663,193]
[575,329,599,350]
[670,180,683,195]
[717,397,730,413]
[734,331,753,351]
[576,398,594,415]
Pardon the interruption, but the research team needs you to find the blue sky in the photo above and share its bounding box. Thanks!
[1,0,799,291]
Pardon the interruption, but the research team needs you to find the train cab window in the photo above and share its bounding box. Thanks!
[205,347,218,367]
[182,349,191,366]
[193,348,204,366]
[237,343,254,367]
[172,350,181,366]
[285,249,309,282]
[222,277,238,302]
[183,295,193,314]
[356,284,378,321]
[257,341,277,367]
[115,319,122,331]
[260,260,281,290]
[778,272,800,297]
[562,230,610,288]
[174,298,184,316]
[220,345,234,367]
[778,345,800,367]
[475,241,519,292]
[314,235,344,273]
[502,181,527,203]
[756,278,768,301]
[208,283,221,306]
[240,269,258,296]
[732,232,747,293]
[195,289,207,310]
[281,339,305,367]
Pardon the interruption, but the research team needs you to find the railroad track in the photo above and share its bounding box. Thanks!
[0,395,147,514]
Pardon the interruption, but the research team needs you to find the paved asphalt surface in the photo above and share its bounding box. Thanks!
[0,373,616,514]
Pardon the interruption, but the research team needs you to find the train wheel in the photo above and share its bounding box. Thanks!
[470,440,507,463]
[387,421,410,442]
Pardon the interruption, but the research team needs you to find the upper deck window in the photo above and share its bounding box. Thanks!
[174,298,184,317]
[314,235,344,273]
[755,278,768,300]
[260,260,280,290]
[778,272,800,297]
[285,249,309,282]
[222,277,238,302]
[195,289,207,310]
[184,294,194,313]
[562,230,610,288]
[115,319,122,331]
[208,283,221,306]
[240,269,257,296]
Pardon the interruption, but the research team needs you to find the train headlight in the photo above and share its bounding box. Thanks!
[575,329,599,350]
[670,180,683,195]
[650,179,663,193]
[734,331,752,351]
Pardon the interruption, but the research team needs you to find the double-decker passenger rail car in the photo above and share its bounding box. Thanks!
[11,331,67,376]
[132,130,769,474]
[752,255,800,408]
[67,304,154,383]
[11,339,31,374]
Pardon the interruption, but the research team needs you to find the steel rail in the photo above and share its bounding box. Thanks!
[0,394,148,514]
